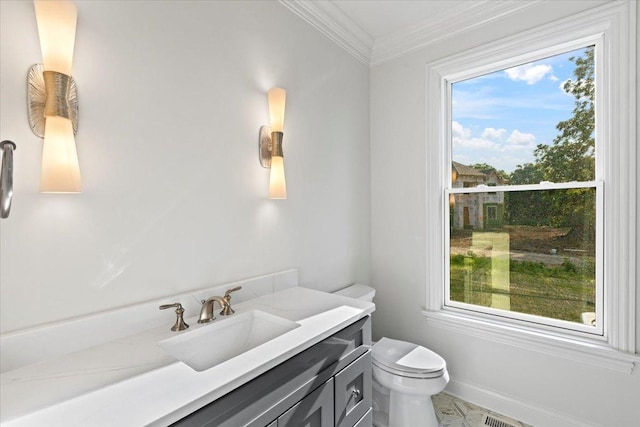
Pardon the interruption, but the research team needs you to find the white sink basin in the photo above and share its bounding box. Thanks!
[158,310,301,372]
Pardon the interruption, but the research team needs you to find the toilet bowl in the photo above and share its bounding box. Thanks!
[333,285,449,427]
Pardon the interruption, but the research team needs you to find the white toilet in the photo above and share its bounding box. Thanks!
[334,284,449,427]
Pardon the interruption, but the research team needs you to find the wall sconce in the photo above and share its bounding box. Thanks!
[259,87,287,199]
[28,0,81,193]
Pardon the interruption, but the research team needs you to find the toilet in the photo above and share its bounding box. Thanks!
[333,284,449,427]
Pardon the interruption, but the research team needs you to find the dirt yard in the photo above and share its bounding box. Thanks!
[450,225,594,257]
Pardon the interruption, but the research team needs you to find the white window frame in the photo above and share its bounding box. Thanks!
[424,1,637,373]
[445,38,603,337]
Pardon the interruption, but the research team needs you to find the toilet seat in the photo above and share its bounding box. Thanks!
[373,359,446,379]
[372,338,447,379]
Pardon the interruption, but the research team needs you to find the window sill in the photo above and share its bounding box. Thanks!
[422,309,639,374]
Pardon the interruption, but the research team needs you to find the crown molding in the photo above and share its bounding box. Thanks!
[279,0,373,66]
[280,0,545,67]
[371,0,545,66]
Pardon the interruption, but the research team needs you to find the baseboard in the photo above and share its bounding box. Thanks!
[445,378,597,427]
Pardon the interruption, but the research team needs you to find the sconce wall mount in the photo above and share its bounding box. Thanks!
[258,126,283,168]
[28,63,79,138]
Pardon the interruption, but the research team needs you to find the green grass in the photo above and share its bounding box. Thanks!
[450,254,595,323]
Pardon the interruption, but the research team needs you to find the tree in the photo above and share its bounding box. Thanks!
[471,163,509,183]
[533,46,595,242]
[510,162,544,185]
[534,47,595,182]
[506,163,546,225]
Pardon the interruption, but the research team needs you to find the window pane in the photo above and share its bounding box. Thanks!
[449,187,596,326]
[451,46,595,185]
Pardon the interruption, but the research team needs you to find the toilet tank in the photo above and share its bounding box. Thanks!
[333,284,376,302]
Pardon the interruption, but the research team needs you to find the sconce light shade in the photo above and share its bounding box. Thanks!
[268,156,287,199]
[267,87,286,133]
[30,0,82,193]
[259,87,287,199]
[40,116,81,192]
[34,0,77,75]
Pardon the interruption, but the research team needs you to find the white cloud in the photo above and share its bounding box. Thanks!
[507,129,536,145]
[452,122,540,171]
[456,137,498,150]
[504,64,553,85]
[451,121,471,139]
[481,127,507,141]
[452,121,497,150]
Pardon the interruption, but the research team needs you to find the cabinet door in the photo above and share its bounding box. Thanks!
[353,409,372,427]
[278,379,334,427]
[334,351,372,427]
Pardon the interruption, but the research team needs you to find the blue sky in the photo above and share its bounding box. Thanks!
[451,47,589,174]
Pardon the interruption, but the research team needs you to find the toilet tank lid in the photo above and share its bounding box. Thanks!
[333,284,376,301]
[373,337,446,373]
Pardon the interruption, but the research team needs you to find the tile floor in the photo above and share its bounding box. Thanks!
[432,393,532,427]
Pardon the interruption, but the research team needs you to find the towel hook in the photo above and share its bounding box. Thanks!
[0,140,17,219]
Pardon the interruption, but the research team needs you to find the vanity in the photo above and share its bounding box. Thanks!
[174,316,372,427]
[0,276,375,427]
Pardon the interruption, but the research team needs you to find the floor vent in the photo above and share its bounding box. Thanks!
[482,413,520,427]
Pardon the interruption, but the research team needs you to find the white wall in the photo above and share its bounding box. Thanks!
[370,1,639,426]
[0,0,370,333]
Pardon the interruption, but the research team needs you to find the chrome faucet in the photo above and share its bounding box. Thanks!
[198,296,228,323]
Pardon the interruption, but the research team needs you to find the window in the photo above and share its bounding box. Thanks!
[447,46,602,336]
[486,205,497,221]
[424,2,636,372]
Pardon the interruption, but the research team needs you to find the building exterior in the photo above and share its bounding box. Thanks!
[451,162,504,230]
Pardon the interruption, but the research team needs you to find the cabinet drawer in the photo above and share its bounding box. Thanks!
[278,379,334,427]
[334,351,372,427]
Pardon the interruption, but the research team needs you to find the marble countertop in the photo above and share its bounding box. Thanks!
[0,287,374,426]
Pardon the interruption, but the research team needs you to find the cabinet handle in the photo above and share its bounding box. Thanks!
[352,388,361,400]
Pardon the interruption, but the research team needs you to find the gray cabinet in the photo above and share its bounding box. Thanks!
[334,352,371,427]
[172,316,372,427]
[353,409,372,427]
[278,379,334,427]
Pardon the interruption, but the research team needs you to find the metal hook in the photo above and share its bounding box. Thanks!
[0,140,17,219]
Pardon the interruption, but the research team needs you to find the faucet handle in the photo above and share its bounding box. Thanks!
[221,286,242,315]
[159,303,189,331]
[224,286,242,298]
